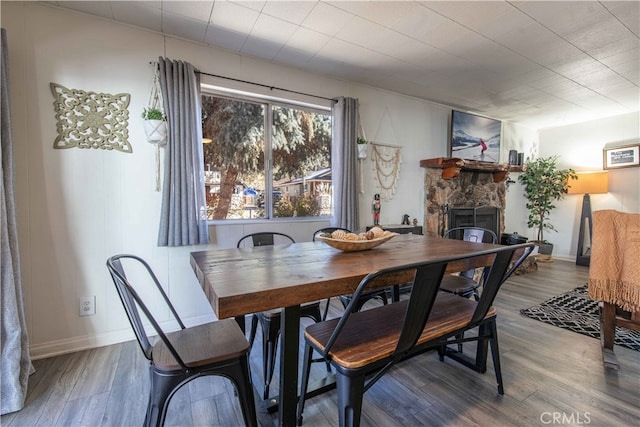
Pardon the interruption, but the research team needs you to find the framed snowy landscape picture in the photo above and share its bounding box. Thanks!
[449,110,502,163]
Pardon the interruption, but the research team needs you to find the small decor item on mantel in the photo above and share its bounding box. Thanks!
[50,82,131,152]
[402,214,410,225]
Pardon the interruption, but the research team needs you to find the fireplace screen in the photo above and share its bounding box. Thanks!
[447,206,500,238]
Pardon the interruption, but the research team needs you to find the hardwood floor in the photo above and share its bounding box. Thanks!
[3,260,639,426]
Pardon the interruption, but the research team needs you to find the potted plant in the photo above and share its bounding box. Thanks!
[518,155,577,257]
[142,107,167,145]
[357,136,368,159]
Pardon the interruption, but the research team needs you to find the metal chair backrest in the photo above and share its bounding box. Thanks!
[321,243,532,362]
[444,227,498,280]
[312,227,351,241]
[106,254,187,368]
[469,243,534,326]
[237,232,295,248]
[444,226,497,244]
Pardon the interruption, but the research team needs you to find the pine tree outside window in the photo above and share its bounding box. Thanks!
[201,89,332,221]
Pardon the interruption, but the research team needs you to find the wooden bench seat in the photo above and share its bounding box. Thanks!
[305,292,494,369]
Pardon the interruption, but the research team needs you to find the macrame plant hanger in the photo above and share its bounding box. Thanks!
[370,107,402,201]
[145,65,167,192]
[358,113,367,194]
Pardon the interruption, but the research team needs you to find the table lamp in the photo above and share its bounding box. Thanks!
[568,171,609,266]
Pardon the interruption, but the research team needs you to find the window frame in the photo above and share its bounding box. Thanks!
[200,84,333,224]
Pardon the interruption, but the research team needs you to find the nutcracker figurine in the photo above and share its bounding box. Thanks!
[372,194,381,226]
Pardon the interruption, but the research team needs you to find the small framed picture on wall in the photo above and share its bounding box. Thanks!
[603,143,640,169]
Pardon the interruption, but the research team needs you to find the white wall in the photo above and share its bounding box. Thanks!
[538,112,640,261]
[4,2,536,358]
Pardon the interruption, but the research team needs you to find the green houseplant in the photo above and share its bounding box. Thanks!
[518,156,577,255]
[142,107,165,121]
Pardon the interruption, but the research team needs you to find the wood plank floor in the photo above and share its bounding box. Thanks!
[3,260,639,426]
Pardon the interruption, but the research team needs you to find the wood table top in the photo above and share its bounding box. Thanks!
[190,234,499,319]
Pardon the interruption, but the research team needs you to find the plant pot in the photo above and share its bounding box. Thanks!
[357,144,367,159]
[535,241,554,256]
[143,119,167,145]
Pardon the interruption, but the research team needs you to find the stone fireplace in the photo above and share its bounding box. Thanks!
[420,158,523,237]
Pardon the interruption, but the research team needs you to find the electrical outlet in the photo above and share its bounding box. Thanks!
[79,296,95,316]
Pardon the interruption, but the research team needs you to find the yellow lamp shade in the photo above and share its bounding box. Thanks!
[568,171,608,195]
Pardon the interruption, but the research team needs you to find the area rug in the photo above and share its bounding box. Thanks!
[520,285,640,352]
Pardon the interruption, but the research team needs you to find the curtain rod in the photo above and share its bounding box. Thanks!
[196,70,336,103]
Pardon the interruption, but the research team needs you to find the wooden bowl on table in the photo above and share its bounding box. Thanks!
[315,233,396,252]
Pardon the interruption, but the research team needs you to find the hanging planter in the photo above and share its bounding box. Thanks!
[142,107,167,145]
[357,136,368,159]
[145,64,168,192]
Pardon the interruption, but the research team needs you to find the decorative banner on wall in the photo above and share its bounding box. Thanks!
[370,142,401,201]
[50,82,132,153]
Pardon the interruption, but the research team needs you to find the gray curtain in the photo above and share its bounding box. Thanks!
[156,57,209,246]
[331,97,360,231]
[1,28,32,415]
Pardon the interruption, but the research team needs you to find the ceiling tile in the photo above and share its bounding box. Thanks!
[262,1,318,25]
[422,0,515,33]
[390,4,452,45]
[334,15,386,48]
[203,24,247,52]
[161,1,213,23]
[283,27,330,53]
[161,11,209,43]
[229,1,266,13]
[250,13,298,43]
[570,20,634,53]
[111,2,162,33]
[367,29,438,66]
[241,36,285,61]
[514,1,610,40]
[273,46,316,67]
[588,35,640,63]
[301,2,353,37]
[210,1,260,34]
[330,1,421,29]
[602,1,640,36]
[52,1,114,18]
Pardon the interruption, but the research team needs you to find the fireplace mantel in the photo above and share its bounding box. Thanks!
[420,157,525,182]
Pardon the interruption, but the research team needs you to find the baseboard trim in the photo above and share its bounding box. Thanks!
[29,313,218,360]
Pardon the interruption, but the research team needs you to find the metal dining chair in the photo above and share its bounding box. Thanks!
[106,254,257,427]
[439,226,498,300]
[237,232,326,401]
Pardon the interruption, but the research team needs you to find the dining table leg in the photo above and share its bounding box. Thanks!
[279,304,301,426]
[234,315,246,333]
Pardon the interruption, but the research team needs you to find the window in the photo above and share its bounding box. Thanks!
[201,90,332,220]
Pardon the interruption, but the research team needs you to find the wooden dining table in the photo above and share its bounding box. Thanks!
[190,233,501,426]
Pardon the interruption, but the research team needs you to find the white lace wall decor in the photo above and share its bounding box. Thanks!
[50,82,131,152]
[370,142,401,201]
